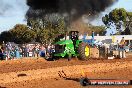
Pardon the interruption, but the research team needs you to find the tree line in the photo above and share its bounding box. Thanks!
[0,14,66,44]
[102,8,132,35]
[0,8,132,44]
[0,13,106,44]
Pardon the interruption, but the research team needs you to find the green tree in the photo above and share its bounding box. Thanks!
[0,31,12,44]
[9,24,36,44]
[37,29,50,44]
[126,12,132,33]
[21,29,36,43]
[27,13,66,44]
[89,25,106,35]
[102,8,132,34]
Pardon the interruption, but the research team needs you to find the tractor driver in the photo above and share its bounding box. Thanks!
[71,32,78,41]
[71,32,79,53]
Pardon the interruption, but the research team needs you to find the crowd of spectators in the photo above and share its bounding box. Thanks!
[0,42,55,60]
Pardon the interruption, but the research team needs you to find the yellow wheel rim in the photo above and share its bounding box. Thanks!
[85,46,90,57]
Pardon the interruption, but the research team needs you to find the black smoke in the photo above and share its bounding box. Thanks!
[26,0,118,22]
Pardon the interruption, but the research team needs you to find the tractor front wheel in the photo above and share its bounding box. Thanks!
[78,42,90,60]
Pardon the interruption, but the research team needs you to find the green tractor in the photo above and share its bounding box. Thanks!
[47,31,90,61]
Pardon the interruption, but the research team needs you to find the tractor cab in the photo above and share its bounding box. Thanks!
[69,31,81,52]
[69,31,79,45]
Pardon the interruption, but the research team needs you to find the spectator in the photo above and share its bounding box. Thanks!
[0,47,4,60]
[26,45,29,57]
[119,37,126,47]
[14,46,20,59]
[119,37,126,58]
[35,45,40,57]
[40,46,46,57]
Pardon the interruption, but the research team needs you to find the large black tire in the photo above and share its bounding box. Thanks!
[78,42,90,60]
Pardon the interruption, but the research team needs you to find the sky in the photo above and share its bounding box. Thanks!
[91,0,132,35]
[0,0,28,33]
[91,0,132,25]
[0,0,132,34]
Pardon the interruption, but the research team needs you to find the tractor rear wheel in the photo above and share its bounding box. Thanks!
[78,42,90,60]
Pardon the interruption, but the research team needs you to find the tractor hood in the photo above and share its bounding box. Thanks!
[55,40,73,45]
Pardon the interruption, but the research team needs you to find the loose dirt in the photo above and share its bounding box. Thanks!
[0,55,131,88]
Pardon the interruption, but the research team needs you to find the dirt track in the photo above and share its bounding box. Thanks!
[0,56,131,88]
